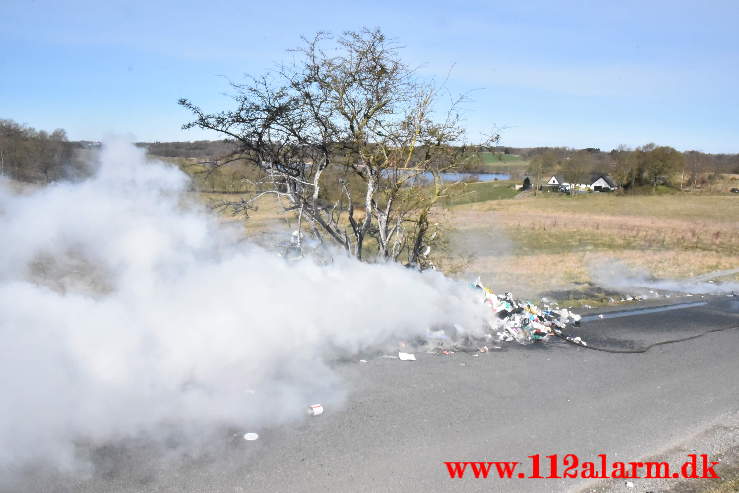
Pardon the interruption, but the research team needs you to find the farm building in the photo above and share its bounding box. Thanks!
[542,174,618,191]
[545,175,565,188]
[589,174,617,191]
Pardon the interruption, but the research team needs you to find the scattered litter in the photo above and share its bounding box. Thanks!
[398,352,416,361]
[470,278,586,347]
[598,314,604,319]
[625,481,634,488]
[307,404,324,416]
[359,359,368,364]
[567,336,587,347]
[243,432,259,441]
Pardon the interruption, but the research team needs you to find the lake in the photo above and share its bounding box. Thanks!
[436,172,510,182]
[382,170,510,183]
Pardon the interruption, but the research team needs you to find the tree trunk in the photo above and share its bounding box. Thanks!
[409,209,429,265]
[356,169,375,261]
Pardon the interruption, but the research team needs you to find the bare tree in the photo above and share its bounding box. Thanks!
[561,151,594,196]
[609,145,635,192]
[684,150,709,191]
[35,129,70,183]
[180,28,495,267]
[527,149,557,195]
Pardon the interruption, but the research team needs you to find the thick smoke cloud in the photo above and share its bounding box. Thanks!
[0,141,486,470]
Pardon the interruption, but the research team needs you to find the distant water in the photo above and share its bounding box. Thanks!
[437,172,510,182]
[382,170,510,183]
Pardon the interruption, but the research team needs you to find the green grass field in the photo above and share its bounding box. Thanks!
[477,151,525,164]
[445,180,519,205]
[461,152,530,173]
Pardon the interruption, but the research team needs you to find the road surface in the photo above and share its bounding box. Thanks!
[3,296,738,493]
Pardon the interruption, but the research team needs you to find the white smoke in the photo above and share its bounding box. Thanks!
[589,259,739,296]
[0,140,486,471]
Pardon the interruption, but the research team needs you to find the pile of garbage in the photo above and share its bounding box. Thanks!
[409,279,587,356]
[473,278,584,346]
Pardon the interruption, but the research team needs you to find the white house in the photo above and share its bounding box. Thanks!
[544,175,585,190]
[589,174,618,191]
[544,174,618,192]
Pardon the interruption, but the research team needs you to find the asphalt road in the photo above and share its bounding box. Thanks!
[4,297,739,493]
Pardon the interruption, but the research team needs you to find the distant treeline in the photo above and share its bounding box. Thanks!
[2,119,737,187]
[524,144,739,192]
[504,146,739,175]
[139,140,739,175]
[0,119,92,183]
[136,140,236,158]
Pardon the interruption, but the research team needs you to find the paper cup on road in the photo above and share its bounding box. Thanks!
[307,404,324,416]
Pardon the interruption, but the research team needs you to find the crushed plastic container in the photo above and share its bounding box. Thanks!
[307,404,324,416]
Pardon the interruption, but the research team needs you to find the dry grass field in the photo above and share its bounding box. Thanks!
[447,193,739,301]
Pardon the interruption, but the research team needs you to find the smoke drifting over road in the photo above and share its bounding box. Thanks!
[0,141,485,471]
[590,260,739,296]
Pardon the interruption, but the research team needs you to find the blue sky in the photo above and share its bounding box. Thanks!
[1,0,738,152]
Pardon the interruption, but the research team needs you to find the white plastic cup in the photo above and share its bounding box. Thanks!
[307,404,324,416]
